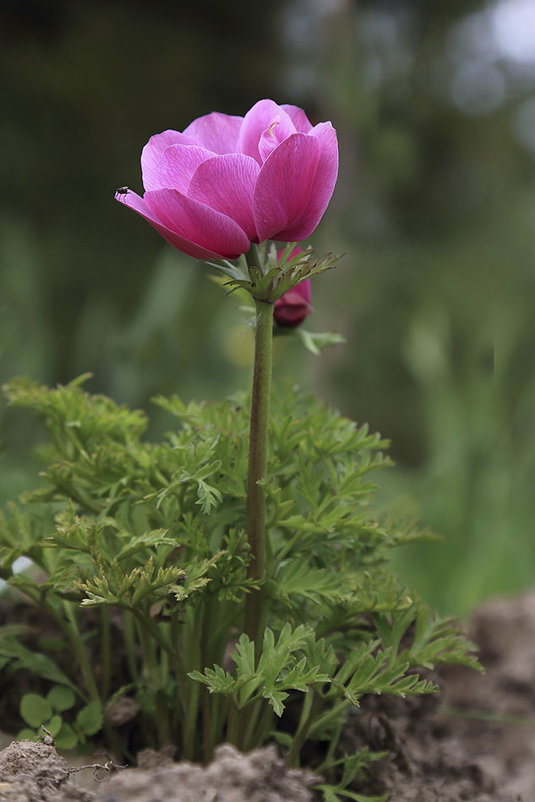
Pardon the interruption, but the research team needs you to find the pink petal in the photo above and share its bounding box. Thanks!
[258,115,296,162]
[253,133,320,242]
[294,278,312,305]
[187,154,260,241]
[183,112,243,154]
[144,189,250,259]
[115,189,226,259]
[278,122,338,241]
[274,280,312,327]
[141,130,197,191]
[155,144,215,193]
[238,100,296,164]
[280,104,313,133]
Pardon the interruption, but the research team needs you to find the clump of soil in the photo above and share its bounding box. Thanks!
[347,593,535,801]
[0,739,93,801]
[0,742,317,802]
[2,593,535,801]
[94,743,318,802]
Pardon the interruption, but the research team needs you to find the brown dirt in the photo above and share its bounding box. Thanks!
[347,593,535,801]
[0,740,93,801]
[0,742,318,802]
[2,593,535,801]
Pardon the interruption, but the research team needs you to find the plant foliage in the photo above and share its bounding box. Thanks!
[0,376,479,795]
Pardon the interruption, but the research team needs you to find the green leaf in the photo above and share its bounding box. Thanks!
[17,728,40,742]
[188,664,236,696]
[76,700,103,735]
[295,328,346,356]
[20,694,52,728]
[232,633,256,676]
[46,714,63,737]
[315,751,389,802]
[115,529,176,561]
[403,609,482,672]
[47,685,76,712]
[54,722,78,750]
[0,635,79,692]
[271,731,293,748]
[195,478,223,514]
[273,560,343,605]
[318,789,387,802]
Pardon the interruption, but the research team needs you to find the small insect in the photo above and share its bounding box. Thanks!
[115,186,130,198]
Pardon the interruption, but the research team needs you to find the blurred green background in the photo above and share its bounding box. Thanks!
[1,0,533,615]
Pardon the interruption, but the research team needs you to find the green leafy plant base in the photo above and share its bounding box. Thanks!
[18,687,102,749]
[0,376,479,799]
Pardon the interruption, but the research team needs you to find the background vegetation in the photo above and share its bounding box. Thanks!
[1,0,533,615]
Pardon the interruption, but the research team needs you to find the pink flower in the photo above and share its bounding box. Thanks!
[115,99,338,260]
[274,280,312,328]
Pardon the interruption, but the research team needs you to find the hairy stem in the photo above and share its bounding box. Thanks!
[243,296,274,647]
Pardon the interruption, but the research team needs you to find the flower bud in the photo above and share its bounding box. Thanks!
[274,280,312,328]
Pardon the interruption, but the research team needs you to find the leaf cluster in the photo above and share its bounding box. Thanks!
[207,241,342,302]
[0,376,479,795]
[18,688,102,750]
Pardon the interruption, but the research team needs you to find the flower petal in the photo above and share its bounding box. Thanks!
[183,112,243,154]
[238,99,296,164]
[155,144,215,193]
[279,122,338,241]
[253,133,320,242]
[188,154,260,241]
[280,104,313,133]
[258,115,296,162]
[141,130,197,191]
[115,189,226,259]
[144,189,250,259]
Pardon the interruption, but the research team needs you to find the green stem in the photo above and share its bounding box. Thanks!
[243,296,274,647]
[62,601,100,701]
[169,610,186,735]
[287,690,322,767]
[226,700,241,747]
[183,606,201,761]
[136,614,171,745]
[200,595,214,762]
[122,610,139,682]
[210,694,228,754]
[184,674,200,760]
[253,701,275,750]
[242,699,272,751]
[99,606,111,699]
[17,590,92,703]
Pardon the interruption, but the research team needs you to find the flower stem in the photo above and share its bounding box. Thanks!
[244,296,274,648]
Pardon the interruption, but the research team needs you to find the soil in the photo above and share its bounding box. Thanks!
[2,593,535,802]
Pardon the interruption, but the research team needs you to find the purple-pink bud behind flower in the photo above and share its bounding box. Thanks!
[274,246,312,328]
[274,280,312,328]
